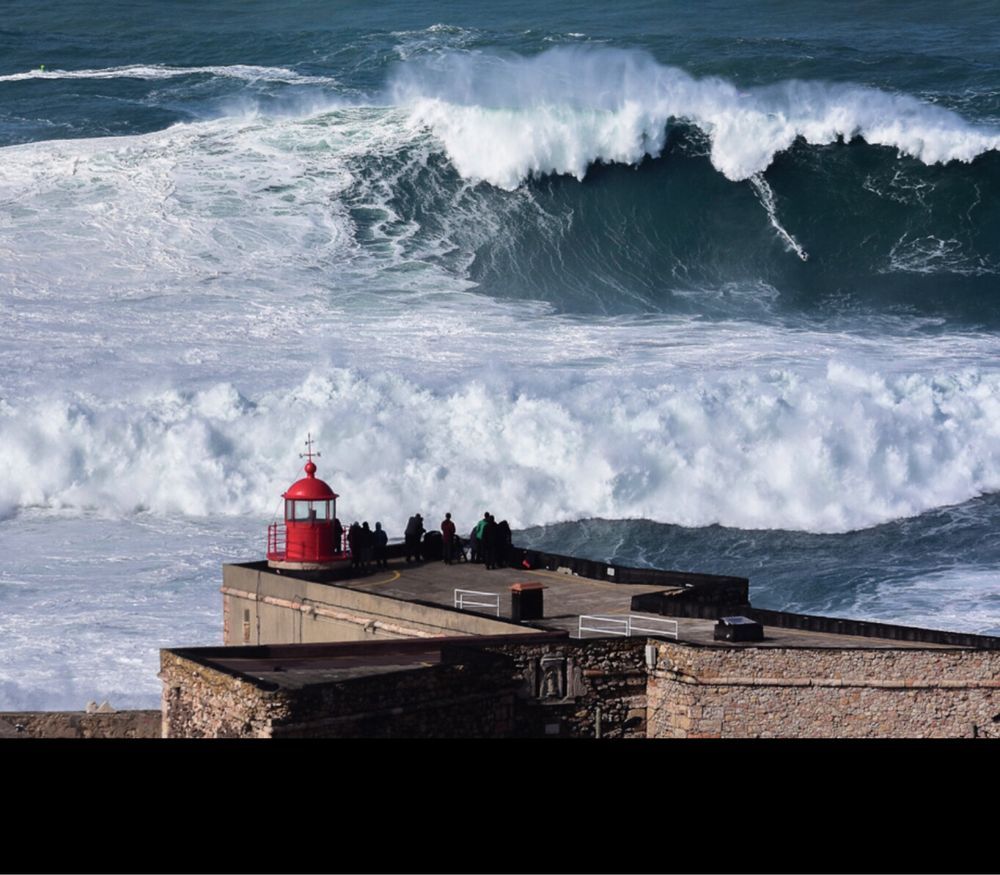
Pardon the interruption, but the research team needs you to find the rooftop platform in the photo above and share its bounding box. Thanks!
[169,632,565,692]
[330,555,975,651]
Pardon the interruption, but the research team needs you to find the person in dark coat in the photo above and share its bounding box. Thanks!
[452,532,466,562]
[404,513,425,563]
[483,513,499,570]
[373,521,388,568]
[347,521,362,570]
[497,519,512,568]
[361,521,373,571]
[332,517,344,555]
[441,512,456,564]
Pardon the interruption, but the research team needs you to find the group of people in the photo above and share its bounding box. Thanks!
[466,512,513,570]
[401,510,514,569]
[343,520,390,572]
[335,511,514,571]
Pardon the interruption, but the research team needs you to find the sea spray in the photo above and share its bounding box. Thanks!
[4,365,1000,534]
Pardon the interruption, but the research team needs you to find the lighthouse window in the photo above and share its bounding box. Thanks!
[289,500,329,521]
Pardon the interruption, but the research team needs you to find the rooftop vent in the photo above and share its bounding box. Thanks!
[714,616,764,643]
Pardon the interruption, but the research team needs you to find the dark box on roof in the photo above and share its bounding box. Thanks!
[714,616,764,642]
[511,582,544,622]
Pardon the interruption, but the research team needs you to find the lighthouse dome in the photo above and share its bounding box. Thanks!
[283,460,339,501]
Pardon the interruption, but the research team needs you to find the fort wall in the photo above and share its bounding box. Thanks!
[160,650,287,738]
[0,710,160,739]
[647,642,1000,738]
[459,637,649,738]
[160,636,649,738]
[221,562,536,647]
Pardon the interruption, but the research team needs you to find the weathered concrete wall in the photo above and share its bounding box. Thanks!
[647,642,1000,738]
[222,564,533,647]
[0,710,161,739]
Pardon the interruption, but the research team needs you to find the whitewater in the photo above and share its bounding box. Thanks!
[3,5,1000,708]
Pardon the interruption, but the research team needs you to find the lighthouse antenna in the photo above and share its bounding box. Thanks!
[299,432,321,463]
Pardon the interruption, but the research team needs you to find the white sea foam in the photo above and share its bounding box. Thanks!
[887,234,995,275]
[749,173,808,261]
[4,363,1000,535]
[851,568,1000,636]
[0,64,338,85]
[0,511,256,710]
[390,46,1000,187]
[4,109,1000,534]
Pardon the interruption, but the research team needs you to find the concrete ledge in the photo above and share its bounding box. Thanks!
[0,710,161,738]
[657,671,1000,690]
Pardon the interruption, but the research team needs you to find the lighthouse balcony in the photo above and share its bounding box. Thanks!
[267,521,348,569]
[266,521,287,562]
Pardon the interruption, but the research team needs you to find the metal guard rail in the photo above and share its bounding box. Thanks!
[578,614,678,639]
[454,589,501,617]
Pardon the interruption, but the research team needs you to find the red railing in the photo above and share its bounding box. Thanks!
[266,521,350,562]
[267,522,286,561]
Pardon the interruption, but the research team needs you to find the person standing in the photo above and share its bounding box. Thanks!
[404,513,425,563]
[497,519,512,568]
[414,513,425,560]
[483,513,499,570]
[361,521,373,572]
[441,512,456,564]
[473,512,489,563]
[348,521,361,570]
[373,521,388,569]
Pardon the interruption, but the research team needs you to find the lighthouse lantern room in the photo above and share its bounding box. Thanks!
[266,434,346,570]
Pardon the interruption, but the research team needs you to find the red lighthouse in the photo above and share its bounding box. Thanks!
[266,434,346,570]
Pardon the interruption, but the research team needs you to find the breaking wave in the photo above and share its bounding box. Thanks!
[5,48,1000,322]
[4,365,1000,534]
[391,46,1000,188]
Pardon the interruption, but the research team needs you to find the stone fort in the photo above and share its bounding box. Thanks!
[158,541,1000,738]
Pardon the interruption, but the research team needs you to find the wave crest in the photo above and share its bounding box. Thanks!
[390,46,1000,188]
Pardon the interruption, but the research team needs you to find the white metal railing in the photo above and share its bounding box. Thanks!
[578,614,678,639]
[454,589,500,617]
[578,615,630,637]
[626,615,678,639]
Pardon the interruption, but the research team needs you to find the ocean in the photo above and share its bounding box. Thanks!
[3,0,1000,709]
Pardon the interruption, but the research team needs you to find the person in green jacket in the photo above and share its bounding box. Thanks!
[472,512,489,563]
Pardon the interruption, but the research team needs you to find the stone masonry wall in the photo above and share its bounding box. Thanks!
[160,637,650,738]
[272,661,519,738]
[457,637,649,738]
[160,651,293,738]
[647,642,1000,738]
[163,636,1000,738]
[160,649,520,738]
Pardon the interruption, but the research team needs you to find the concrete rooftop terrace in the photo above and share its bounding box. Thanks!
[170,633,565,691]
[326,555,968,651]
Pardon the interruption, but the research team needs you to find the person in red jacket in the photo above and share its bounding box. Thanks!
[441,512,457,564]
